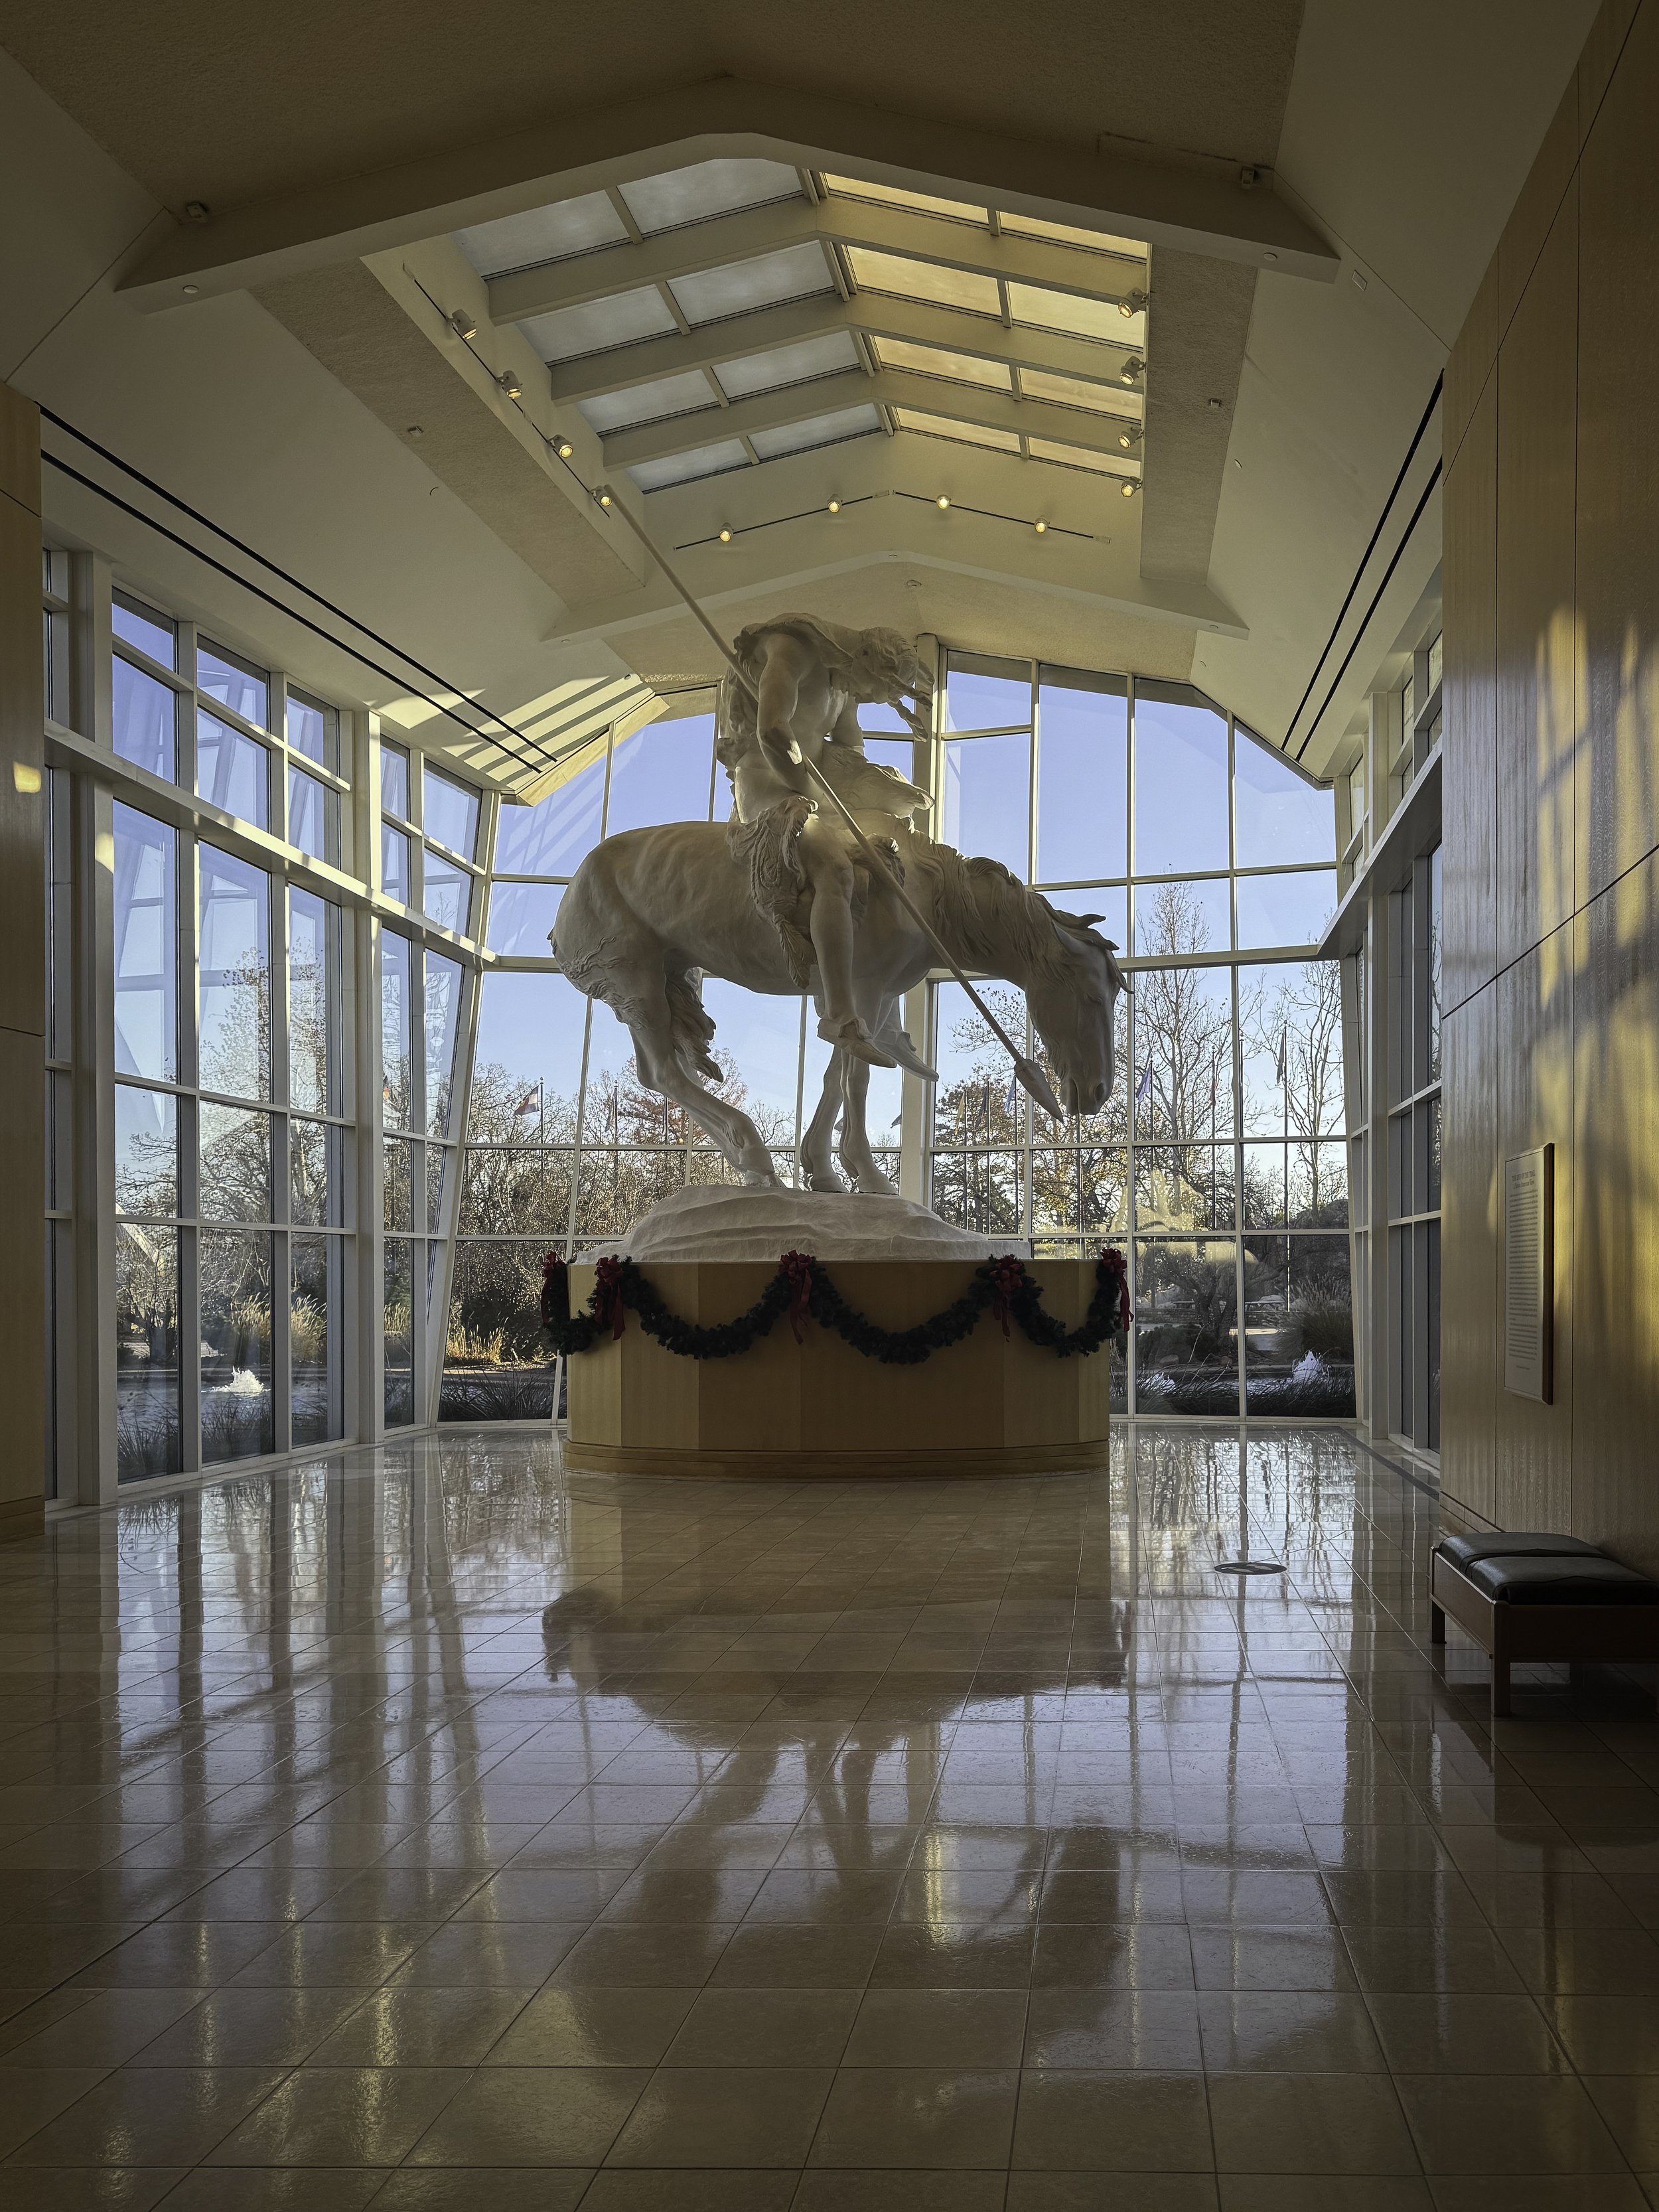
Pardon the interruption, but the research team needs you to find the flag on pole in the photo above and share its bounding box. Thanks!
[514,1088,540,1116]
[1003,1070,1020,1116]
[1275,1027,1288,1084]
[1135,1063,1152,1107]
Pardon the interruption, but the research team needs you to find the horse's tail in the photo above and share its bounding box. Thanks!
[664,970,721,1082]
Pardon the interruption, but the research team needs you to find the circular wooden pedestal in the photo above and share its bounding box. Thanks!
[563,1258,1114,1479]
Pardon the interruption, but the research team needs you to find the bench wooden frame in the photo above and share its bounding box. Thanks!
[1431,1551,1659,1718]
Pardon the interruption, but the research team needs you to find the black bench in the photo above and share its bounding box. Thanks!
[1429,1532,1659,1718]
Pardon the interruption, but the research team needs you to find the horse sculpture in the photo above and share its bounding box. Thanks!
[551,617,1125,1195]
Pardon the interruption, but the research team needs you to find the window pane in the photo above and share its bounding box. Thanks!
[697,980,801,1145]
[291,1118,333,1226]
[289,889,335,1116]
[112,656,177,780]
[287,766,335,863]
[1133,1238,1239,1414]
[486,881,563,956]
[285,690,332,770]
[929,1147,1023,1236]
[113,805,177,1082]
[384,1241,413,1426]
[1233,731,1336,867]
[494,743,608,874]
[425,952,463,1138]
[198,846,271,1099]
[199,1103,271,1222]
[427,1145,447,1233]
[605,715,715,835]
[384,1136,412,1230]
[1235,870,1336,951]
[1036,674,1127,884]
[382,823,411,903]
[197,642,268,727]
[1031,1146,1127,1238]
[292,1235,340,1446]
[1129,963,1234,1140]
[468,972,587,1143]
[112,595,175,668]
[1238,962,1345,1138]
[1133,686,1228,875]
[114,1084,177,1218]
[382,931,413,1127]
[1240,1142,1348,1229]
[1133,876,1229,956]
[381,743,410,820]
[1242,1234,1355,1415]
[1134,1144,1236,1233]
[116,1222,180,1479]
[425,769,480,859]
[945,656,1029,731]
[423,851,472,935]
[443,1242,555,1420]
[461,1146,572,1236]
[201,1230,274,1461]
[942,732,1030,879]
[198,710,269,828]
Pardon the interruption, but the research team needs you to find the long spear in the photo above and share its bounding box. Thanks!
[595,487,1065,1121]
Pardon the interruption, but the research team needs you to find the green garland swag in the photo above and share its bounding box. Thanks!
[540,1248,1130,1366]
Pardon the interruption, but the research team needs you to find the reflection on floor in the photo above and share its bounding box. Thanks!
[3,1427,1658,2207]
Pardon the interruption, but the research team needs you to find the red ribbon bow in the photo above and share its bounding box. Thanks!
[1099,1246,1132,1333]
[593,1255,627,1340]
[778,1250,815,1343]
[987,1254,1027,1337]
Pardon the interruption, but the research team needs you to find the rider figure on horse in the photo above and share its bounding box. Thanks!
[716,615,934,1069]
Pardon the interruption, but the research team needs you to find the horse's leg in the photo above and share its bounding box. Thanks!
[837,990,901,1196]
[800,1028,847,1193]
[613,978,778,1188]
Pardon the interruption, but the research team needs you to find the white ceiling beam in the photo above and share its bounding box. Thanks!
[117,78,1337,309]
[547,292,1146,402]
[489,196,1148,324]
[602,366,1141,468]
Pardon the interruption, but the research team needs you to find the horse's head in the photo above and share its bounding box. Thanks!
[1025,908,1128,1118]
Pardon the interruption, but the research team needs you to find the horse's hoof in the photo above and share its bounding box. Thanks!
[805,1171,845,1193]
[740,1170,780,1189]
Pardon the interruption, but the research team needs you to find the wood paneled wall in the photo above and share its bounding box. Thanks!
[1439,0,1659,1563]
[0,379,45,1542]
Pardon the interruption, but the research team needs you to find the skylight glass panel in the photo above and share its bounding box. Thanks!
[823,174,988,225]
[893,410,1020,453]
[669,244,835,326]
[454,192,628,276]
[749,405,881,460]
[1018,368,1142,419]
[1008,283,1145,345]
[628,439,751,492]
[620,159,804,234]
[714,332,860,398]
[520,287,678,362]
[577,370,719,435]
[871,338,1011,390]
[1000,212,1148,260]
[1027,437,1137,477]
[843,249,1000,317]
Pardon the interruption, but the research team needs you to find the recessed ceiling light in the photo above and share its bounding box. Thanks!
[1262,251,1278,263]
[449,309,478,340]
[181,284,199,297]
[406,425,423,439]
[936,494,950,510]
[718,527,733,544]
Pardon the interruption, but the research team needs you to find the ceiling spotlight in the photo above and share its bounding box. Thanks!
[1033,519,1047,535]
[1262,250,1279,263]
[718,527,733,544]
[936,494,950,510]
[1118,356,1145,387]
[555,438,574,459]
[182,283,199,297]
[449,309,478,340]
[496,369,522,400]
[1119,478,1140,498]
[182,200,212,224]
[827,498,841,514]
[1118,289,1149,319]
[596,488,613,508]
[1118,424,1142,450]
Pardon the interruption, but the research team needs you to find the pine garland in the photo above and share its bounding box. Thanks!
[541,1248,1130,1365]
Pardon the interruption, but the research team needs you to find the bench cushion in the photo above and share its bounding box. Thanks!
[1462,1553,1659,1605]
[1437,1532,1604,1570]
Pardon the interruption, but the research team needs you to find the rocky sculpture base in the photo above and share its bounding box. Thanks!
[585,1182,1030,1265]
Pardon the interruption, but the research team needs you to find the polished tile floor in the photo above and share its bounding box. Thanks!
[3,1427,1659,2209]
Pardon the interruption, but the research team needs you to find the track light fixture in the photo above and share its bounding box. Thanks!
[1118,289,1149,319]
[449,309,478,340]
[827,498,841,514]
[496,369,522,400]
[555,438,574,459]
[1118,424,1143,451]
[936,494,950,510]
[1119,478,1140,498]
[1118,356,1145,387]
[595,486,614,508]
[718,527,733,544]
[1033,519,1047,534]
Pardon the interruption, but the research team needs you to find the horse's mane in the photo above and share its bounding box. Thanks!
[904,837,1076,983]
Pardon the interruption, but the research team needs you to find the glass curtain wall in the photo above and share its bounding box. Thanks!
[1386,846,1442,1447]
